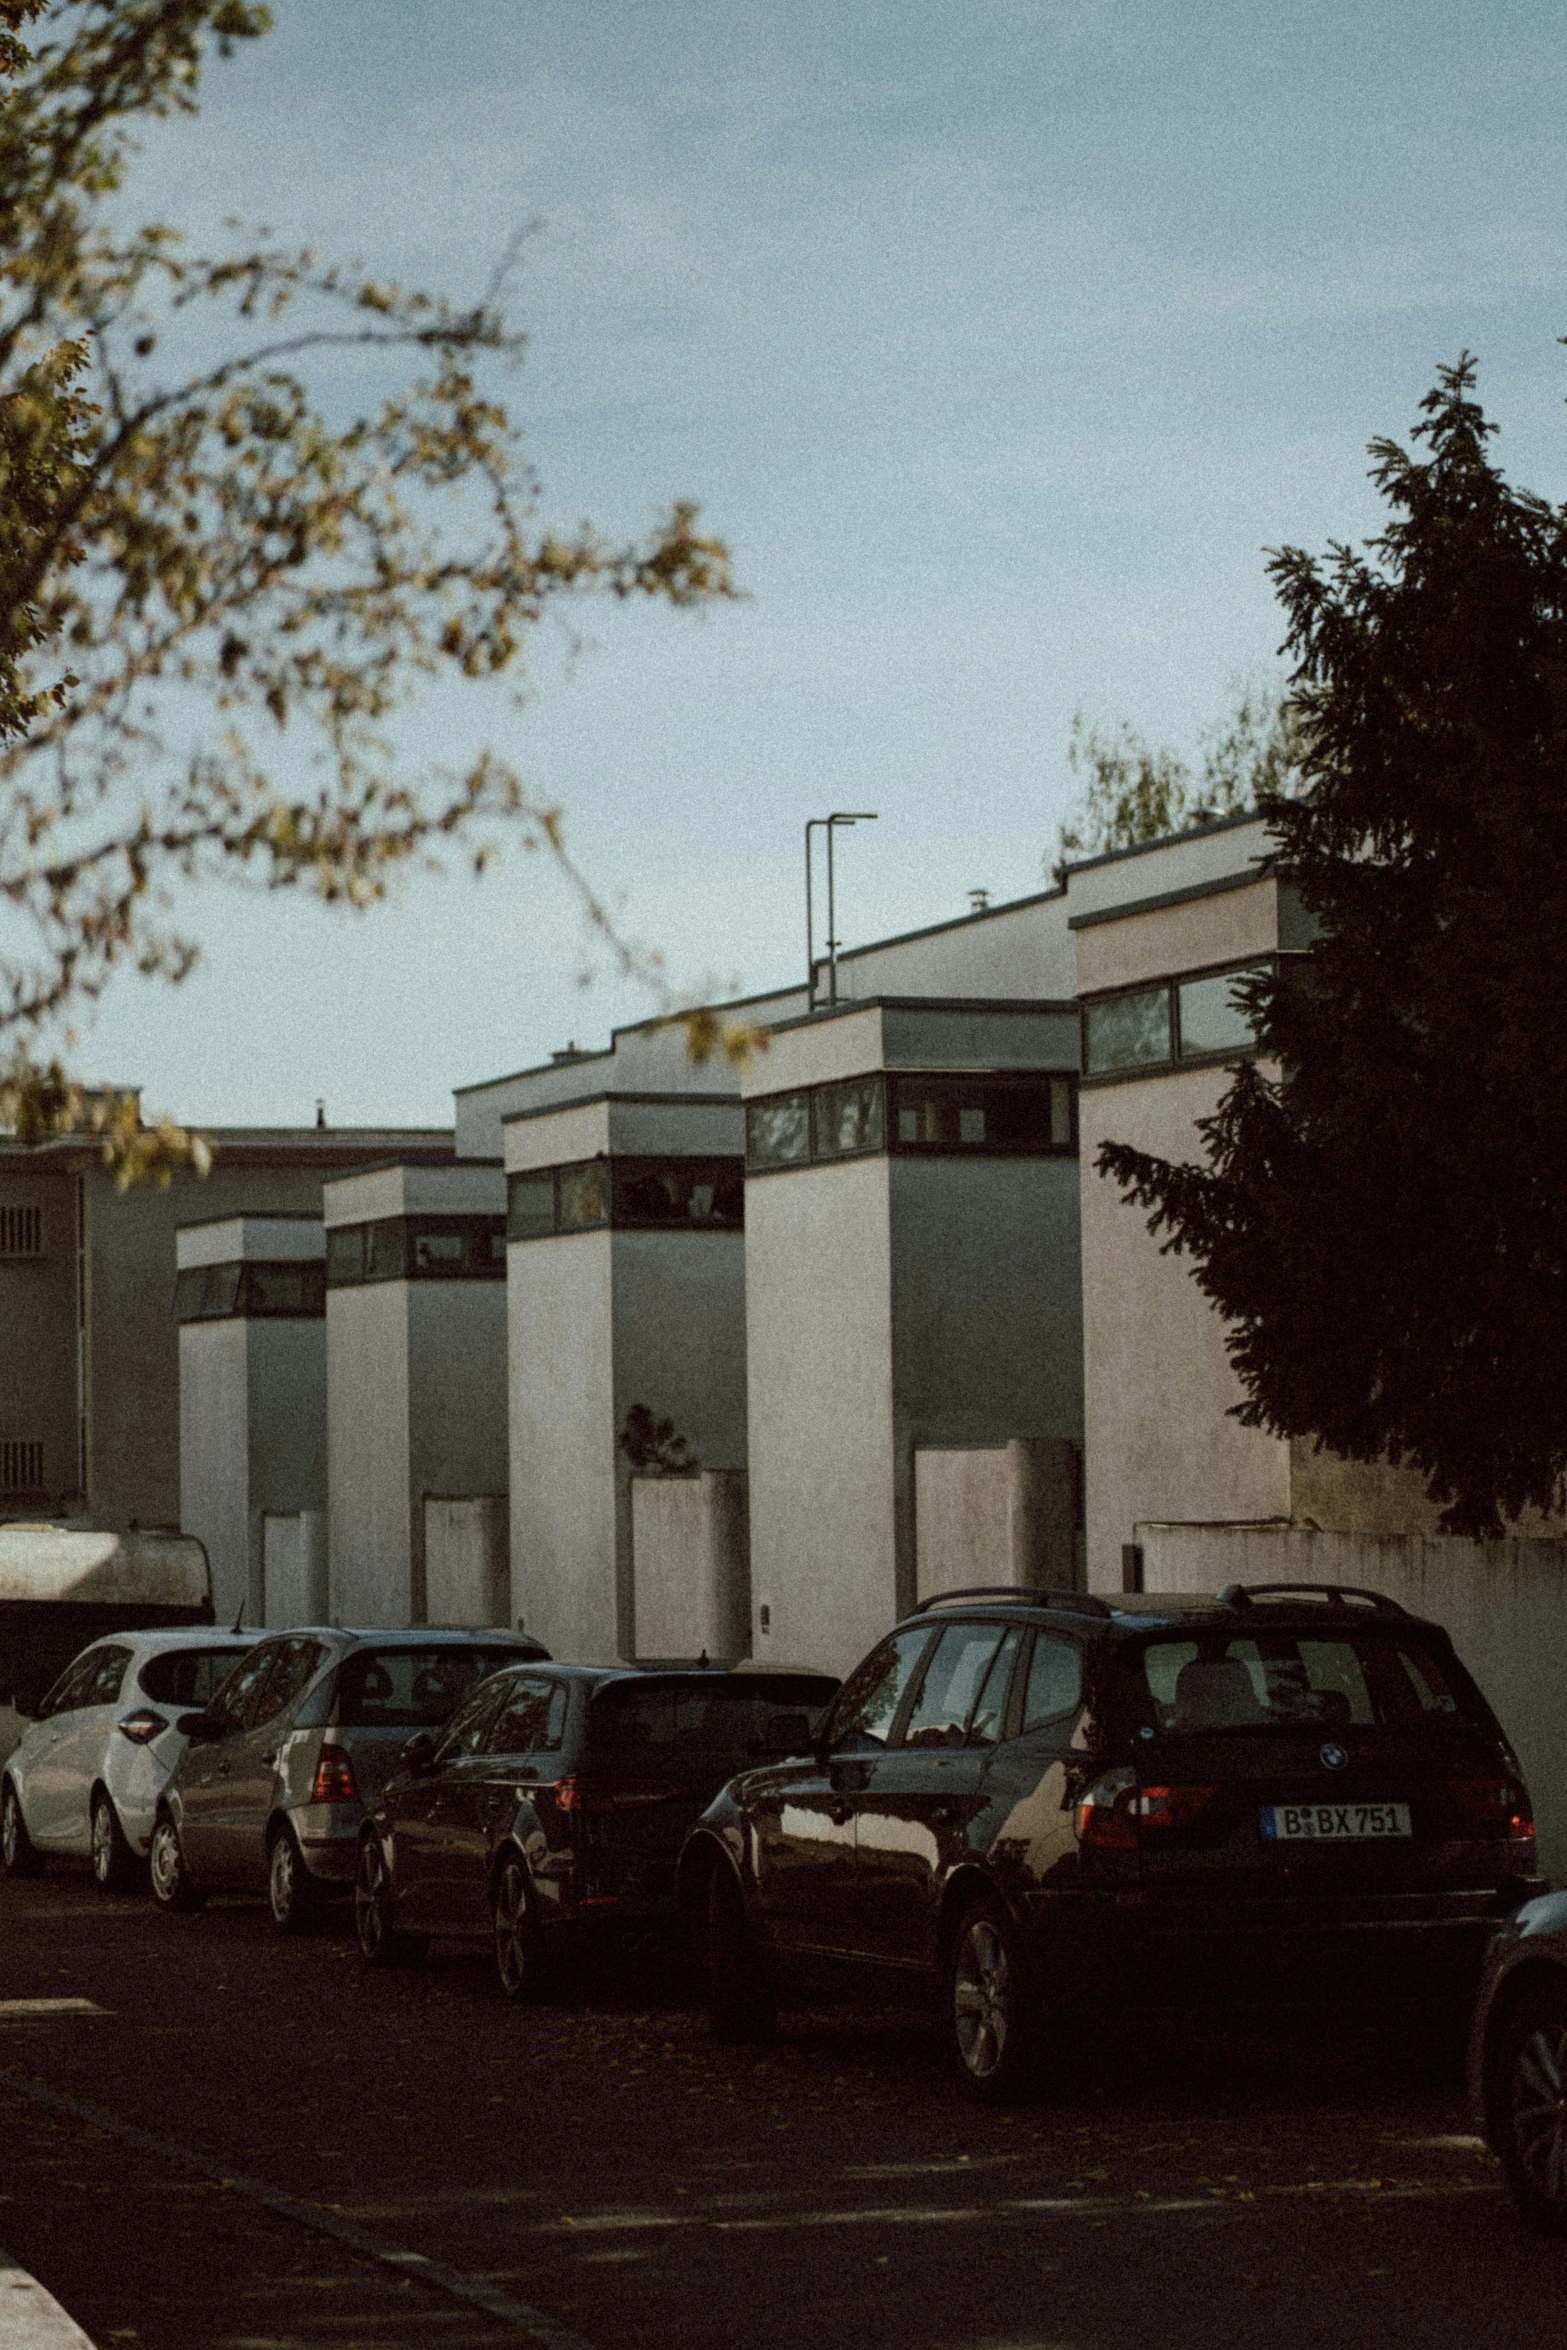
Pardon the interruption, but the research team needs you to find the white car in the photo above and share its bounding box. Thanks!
[1,1628,260,1890]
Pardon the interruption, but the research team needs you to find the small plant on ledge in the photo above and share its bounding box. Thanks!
[618,1405,696,1477]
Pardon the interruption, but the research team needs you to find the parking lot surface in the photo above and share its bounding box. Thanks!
[0,1869,1562,2350]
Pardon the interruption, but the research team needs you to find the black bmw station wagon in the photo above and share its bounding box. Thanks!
[679,1582,1540,2096]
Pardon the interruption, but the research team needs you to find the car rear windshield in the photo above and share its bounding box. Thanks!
[137,1647,252,1707]
[335,1646,521,1730]
[1129,1630,1480,1734]
[588,1676,837,1768]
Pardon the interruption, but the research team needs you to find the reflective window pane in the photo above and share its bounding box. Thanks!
[968,1629,1021,1747]
[827,1628,933,1754]
[746,1093,811,1169]
[507,1173,557,1241]
[557,1161,610,1231]
[325,1227,364,1287]
[1083,989,1172,1074]
[365,1220,406,1281]
[1177,967,1263,1058]
[813,1076,884,1159]
[613,1158,744,1228]
[888,1075,1071,1154]
[1022,1634,1083,1731]
[241,1263,325,1316]
[903,1624,1006,1750]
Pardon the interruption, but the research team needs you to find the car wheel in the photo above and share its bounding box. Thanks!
[90,1790,140,1894]
[1,1780,41,1879]
[492,1855,546,2001]
[355,1835,426,1969]
[1495,1977,1567,2234]
[945,1894,1041,2100]
[148,1814,204,1913]
[706,1863,777,2045]
[268,1827,322,1935]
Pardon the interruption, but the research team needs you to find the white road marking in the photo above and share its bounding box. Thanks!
[0,2000,109,2019]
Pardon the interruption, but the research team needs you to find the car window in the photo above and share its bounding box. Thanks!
[434,1676,509,1763]
[1133,1632,1479,1733]
[968,1629,1022,1747]
[208,1644,285,1733]
[255,1638,326,1725]
[138,1647,252,1708]
[81,1646,133,1707]
[337,1645,521,1731]
[903,1624,1007,1750]
[484,1676,568,1756]
[825,1630,933,1756]
[1022,1633,1083,1732]
[588,1677,838,1767]
[38,1651,104,1717]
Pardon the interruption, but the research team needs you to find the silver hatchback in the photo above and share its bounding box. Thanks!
[149,1628,545,1929]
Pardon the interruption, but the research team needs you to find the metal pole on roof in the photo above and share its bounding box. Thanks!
[825,812,877,1006]
[804,817,822,1010]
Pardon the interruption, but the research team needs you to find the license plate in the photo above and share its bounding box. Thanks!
[1261,1802,1412,1842]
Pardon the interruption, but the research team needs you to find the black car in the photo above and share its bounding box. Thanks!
[353,1662,840,1994]
[678,1582,1541,2096]
[1468,1890,1567,2234]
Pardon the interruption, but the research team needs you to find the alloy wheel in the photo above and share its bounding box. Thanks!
[355,1839,389,1961]
[953,1917,1011,2081]
[492,1860,532,1999]
[2,1787,19,1871]
[1509,2019,1567,2205]
[90,1797,117,1887]
[149,1817,190,1909]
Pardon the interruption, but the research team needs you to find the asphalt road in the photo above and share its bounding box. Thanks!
[0,1866,1561,2350]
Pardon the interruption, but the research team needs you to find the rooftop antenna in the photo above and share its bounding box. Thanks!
[969,888,991,915]
[314,1099,325,1130]
[805,812,878,1009]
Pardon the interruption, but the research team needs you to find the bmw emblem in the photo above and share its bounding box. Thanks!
[1320,1743,1348,1770]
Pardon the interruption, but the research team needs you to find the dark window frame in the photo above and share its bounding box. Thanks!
[1080,955,1284,1086]
[746,1069,1079,1174]
[173,1260,327,1322]
[323,1215,507,1288]
[507,1155,745,1243]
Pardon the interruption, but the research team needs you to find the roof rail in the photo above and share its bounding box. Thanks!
[910,1585,1112,1620]
[1216,1581,1407,1616]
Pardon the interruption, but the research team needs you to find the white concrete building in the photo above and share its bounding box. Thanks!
[175,1214,327,1626]
[323,1161,508,1628]
[742,998,1084,1677]
[504,1092,747,1661]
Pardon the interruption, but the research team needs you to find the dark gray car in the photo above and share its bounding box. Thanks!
[1470,1889,1567,2232]
[149,1627,544,1928]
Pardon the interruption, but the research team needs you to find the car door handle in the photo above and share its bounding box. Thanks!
[828,1802,853,1826]
[261,1752,277,1769]
[215,1761,230,1776]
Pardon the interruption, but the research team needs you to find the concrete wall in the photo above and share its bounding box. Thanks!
[508,1229,618,1659]
[327,1281,412,1626]
[1135,1522,1567,1883]
[407,1281,509,1618]
[178,1319,251,1622]
[262,1509,329,1626]
[1080,1062,1291,1589]
[746,1153,896,1677]
[425,1495,510,1627]
[631,1470,750,1659]
[891,1154,1083,1603]
[915,1439,1079,1599]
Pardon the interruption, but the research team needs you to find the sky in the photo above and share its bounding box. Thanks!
[53,0,1567,1128]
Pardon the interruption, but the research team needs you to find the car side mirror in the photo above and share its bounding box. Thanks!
[400,1730,437,1774]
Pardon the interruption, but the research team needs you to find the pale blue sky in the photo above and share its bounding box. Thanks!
[66,0,1567,1126]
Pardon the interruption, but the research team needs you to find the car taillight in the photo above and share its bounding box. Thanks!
[310,1745,359,1805]
[1451,1777,1535,1842]
[550,1776,680,1814]
[116,1709,169,1746]
[1076,1771,1217,1849]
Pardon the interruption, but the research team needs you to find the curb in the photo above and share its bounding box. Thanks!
[0,2249,96,2347]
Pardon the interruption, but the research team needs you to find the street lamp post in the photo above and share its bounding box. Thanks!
[805,811,878,1009]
